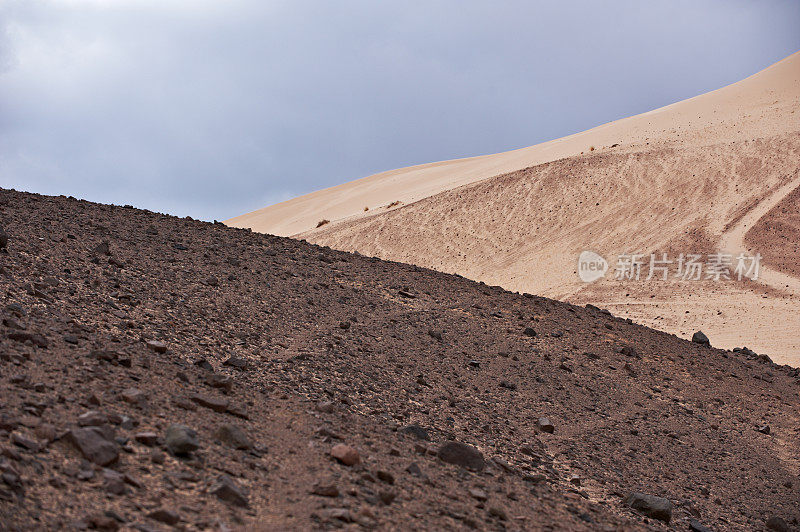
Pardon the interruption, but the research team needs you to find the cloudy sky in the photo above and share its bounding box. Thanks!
[1,1,798,221]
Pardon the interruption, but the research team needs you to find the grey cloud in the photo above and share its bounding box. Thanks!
[1,0,798,220]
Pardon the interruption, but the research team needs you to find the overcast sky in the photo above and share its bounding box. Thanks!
[1,1,798,221]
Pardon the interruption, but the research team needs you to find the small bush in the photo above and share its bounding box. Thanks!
[316,219,330,228]
[363,206,369,211]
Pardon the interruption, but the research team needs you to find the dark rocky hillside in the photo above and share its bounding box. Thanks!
[0,189,798,531]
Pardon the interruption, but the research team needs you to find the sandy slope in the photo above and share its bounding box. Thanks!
[228,52,800,365]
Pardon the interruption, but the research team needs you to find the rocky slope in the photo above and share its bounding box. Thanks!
[1,188,798,531]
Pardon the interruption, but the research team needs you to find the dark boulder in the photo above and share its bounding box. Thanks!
[164,424,199,456]
[400,424,431,441]
[692,331,711,347]
[537,417,555,433]
[766,516,789,532]
[437,442,485,471]
[624,492,672,523]
[68,427,119,466]
[211,475,249,507]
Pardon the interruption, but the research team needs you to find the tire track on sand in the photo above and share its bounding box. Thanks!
[719,175,800,294]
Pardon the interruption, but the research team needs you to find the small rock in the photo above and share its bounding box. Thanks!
[87,514,120,531]
[316,426,342,440]
[406,462,423,476]
[620,345,639,358]
[315,401,335,414]
[376,470,394,484]
[689,519,714,532]
[766,516,789,532]
[226,404,249,420]
[223,356,248,370]
[379,490,396,505]
[205,373,233,392]
[92,241,111,256]
[190,394,229,412]
[757,425,771,435]
[78,410,108,427]
[134,432,158,446]
[123,472,142,489]
[91,350,120,363]
[214,424,251,450]
[148,509,181,526]
[103,469,126,495]
[330,444,360,466]
[150,449,166,464]
[537,417,555,433]
[469,487,488,501]
[34,423,56,442]
[7,331,48,348]
[0,226,7,250]
[691,331,711,347]
[6,303,25,317]
[11,432,40,452]
[488,507,507,520]
[318,508,353,522]
[437,441,485,471]
[120,388,146,406]
[164,424,199,456]
[210,475,249,507]
[3,317,22,330]
[145,340,167,353]
[194,358,214,371]
[624,492,672,523]
[428,329,443,342]
[499,380,517,390]
[68,426,119,466]
[523,327,537,337]
[400,425,430,441]
[311,481,339,497]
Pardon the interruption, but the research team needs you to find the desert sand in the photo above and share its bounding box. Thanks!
[228,52,800,366]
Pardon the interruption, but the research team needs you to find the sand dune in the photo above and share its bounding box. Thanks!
[228,52,799,237]
[228,52,800,365]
